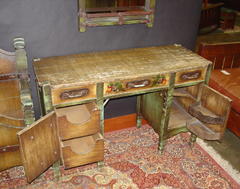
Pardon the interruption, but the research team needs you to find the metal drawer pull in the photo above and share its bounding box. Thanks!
[60,88,89,100]
[180,70,201,81]
[126,80,150,89]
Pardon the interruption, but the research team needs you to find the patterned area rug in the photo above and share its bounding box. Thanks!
[0,125,239,189]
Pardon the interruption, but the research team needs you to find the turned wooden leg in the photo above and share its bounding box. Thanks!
[53,160,61,181]
[136,95,142,128]
[158,139,165,154]
[189,133,197,148]
[97,161,104,168]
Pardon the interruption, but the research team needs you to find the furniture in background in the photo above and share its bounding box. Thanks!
[15,44,231,183]
[78,0,155,32]
[0,38,35,171]
[209,0,240,11]
[220,9,237,30]
[198,42,240,137]
[199,2,224,34]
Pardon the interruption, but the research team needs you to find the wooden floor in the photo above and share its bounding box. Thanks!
[105,113,147,132]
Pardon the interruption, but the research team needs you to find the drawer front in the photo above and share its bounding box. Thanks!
[175,68,207,86]
[56,103,99,140]
[104,74,169,96]
[61,133,104,169]
[52,84,96,105]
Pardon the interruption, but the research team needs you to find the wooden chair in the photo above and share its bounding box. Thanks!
[0,38,35,171]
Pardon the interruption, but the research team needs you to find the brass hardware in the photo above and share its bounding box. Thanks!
[180,70,201,81]
[60,88,89,100]
[126,79,150,89]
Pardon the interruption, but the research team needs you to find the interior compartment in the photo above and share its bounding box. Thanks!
[60,133,104,169]
[56,102,99,140]
[170,84,231,140]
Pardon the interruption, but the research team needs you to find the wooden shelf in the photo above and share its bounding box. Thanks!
[186,118,222,140]
[168,100,192,130]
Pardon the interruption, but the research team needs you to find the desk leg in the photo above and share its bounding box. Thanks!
[42,83,61,180]
[136,95,142,128]
[97,83,104,136]
[97,83,104,167]
[159,73,175,153]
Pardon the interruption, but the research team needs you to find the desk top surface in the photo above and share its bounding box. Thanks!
[33,45,211,88]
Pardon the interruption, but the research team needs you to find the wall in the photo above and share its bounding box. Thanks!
[0,0,202,119]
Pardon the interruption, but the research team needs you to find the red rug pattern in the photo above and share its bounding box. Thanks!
[0,125,239,189]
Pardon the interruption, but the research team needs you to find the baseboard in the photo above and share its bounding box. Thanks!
[104,113,147,132]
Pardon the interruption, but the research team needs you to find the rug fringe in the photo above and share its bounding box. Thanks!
[196,138,240,185]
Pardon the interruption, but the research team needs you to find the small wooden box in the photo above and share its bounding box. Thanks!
[60,133,104,169]
[56,103,100,140]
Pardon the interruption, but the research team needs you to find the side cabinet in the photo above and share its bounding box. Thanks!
[141,82,231,150]
[0,38,34,171]
[17,102,104,183]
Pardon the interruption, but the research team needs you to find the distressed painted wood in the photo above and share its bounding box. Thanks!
[97,83,104,136]
[34,45,211,106]
[34,45,213,155]
[78,0,156,32]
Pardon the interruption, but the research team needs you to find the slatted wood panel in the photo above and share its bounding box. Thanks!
[198,42,240,69]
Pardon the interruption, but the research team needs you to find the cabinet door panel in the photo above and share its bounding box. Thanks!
[17,112,59,183]
[187,84,232,140]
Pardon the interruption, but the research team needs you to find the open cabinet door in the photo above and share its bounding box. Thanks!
[17,112,60,183]
[187,84,232,140]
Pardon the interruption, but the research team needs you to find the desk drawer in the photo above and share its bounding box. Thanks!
[60,133,104,169]
[52,84,96,105]
[175,68,207,86]
[104,74,169,96]
[56,103,99,140]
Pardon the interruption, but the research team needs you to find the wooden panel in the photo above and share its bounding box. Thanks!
[175,68,207,86]
[52,84,96,106]
[198,42,240,69]
[0,116,24,147]
[0,149,22,171]
[0,98,23,118]
[168,101,193,130]
[0,49,16,75]
[17,112,60,183]
[200,85,231,136]
[104,74,169,96]
[173,87,197,111]
[141,92,164,134]
[56,103,100,140]
[61,133,104,169]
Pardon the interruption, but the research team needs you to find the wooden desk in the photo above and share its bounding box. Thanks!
[17,45,231,182]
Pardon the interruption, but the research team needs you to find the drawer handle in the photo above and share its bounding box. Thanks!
[126,79,150,89]
[180,70,201,81]
[60,88,89,100]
